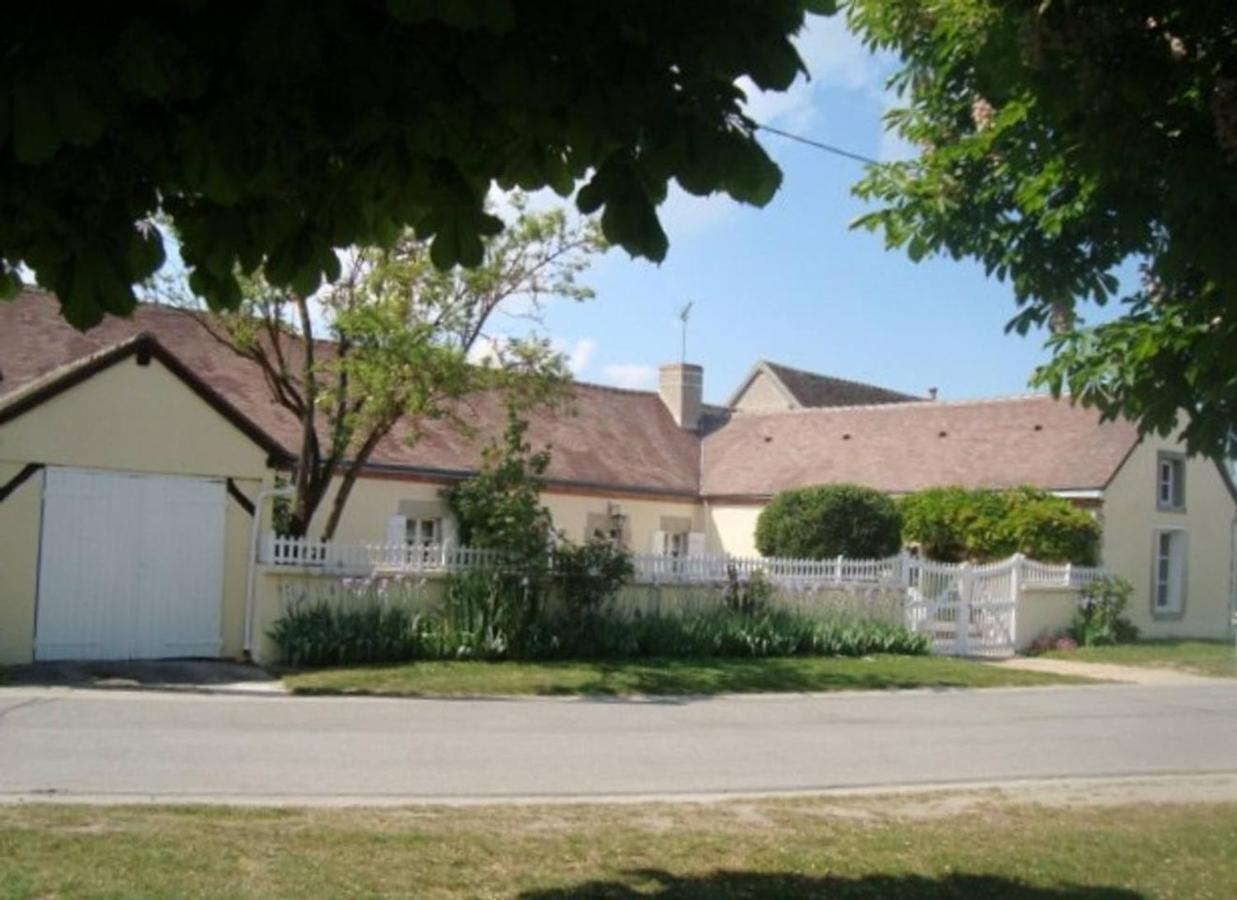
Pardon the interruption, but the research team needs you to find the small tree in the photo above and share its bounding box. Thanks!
[157,198,602,538]
[755,484,903,559]
[444,404,556,569]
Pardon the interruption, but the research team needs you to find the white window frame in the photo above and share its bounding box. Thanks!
[665,531,690,558]
[1157,453,1186,511]
[404,516,443,565]
[1151,528,1188,618]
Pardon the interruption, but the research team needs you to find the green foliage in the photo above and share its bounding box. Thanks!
[0,3,828,328]
[161,199,587,538]
[269,599,420,667]
[723,569,776,616]
[899,486,1100,564]
[445,405,556,566]
[431,569,542,659]
[269,574,928,667]
[755,484,903,559]
[270,474,295,537]
[848,1,1237,458]
[1070,576,1140,647]
[544,607,930,660]
[552,539,635,618]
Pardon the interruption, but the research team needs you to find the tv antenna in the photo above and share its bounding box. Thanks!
[678,301,694,363]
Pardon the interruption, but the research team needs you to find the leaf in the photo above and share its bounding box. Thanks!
[12,78,60,163]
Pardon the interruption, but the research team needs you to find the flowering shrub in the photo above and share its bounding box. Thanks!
[1070,576,1139,647]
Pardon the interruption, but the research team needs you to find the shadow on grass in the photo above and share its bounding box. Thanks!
[519,869,1142,899]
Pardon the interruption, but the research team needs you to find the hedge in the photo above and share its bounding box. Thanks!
[754,483,903,559]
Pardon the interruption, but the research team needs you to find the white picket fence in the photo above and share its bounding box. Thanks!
[262,533,506,573]
[259,532,1102,657]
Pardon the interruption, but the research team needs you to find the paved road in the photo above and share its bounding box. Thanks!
[1,683,1234,805]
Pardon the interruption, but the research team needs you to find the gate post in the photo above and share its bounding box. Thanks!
[1009,554,1025,651]
[957,563,973,656]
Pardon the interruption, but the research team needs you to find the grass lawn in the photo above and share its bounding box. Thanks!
[281,654,1090,697]
[1042,639,1237,678]
[1,797,1234,898]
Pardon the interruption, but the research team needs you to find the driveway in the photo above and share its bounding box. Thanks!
[1,682,1235,805]
[2,659,284,694]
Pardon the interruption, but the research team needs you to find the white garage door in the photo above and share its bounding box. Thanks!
[35,468,226,661]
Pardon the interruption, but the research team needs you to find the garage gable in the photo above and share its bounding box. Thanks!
[0,335,283,480]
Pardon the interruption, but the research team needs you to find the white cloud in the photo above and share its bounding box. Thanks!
[466,334,509,366]
[657,184,742,238]
[555,337,596,375]
[740,15,892,132]
[601,364,658,390]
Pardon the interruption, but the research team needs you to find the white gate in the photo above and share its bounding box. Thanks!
[905,558,1017,657]
[35,468,226,660]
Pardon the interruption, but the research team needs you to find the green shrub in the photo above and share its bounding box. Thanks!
[722,568,775,615]
[755,484,903,559]
[522,606,929,660]
[553,538,635,617]
[1070,576,1140,646]
[899,485,1100,563]
[269,597,420,667]
[435,568,542,658]
[270,574,930,667]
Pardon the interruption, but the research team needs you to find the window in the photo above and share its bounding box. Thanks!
[406,517,440,549]
[665,531,690,557]
[1153,529,1187,616]
[1157,453,1185,510]
[659,516,693,557]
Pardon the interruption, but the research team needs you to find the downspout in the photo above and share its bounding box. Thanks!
[244,486,295,660]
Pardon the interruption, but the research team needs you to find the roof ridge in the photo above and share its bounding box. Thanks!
[567,378,661,399]
[725,391,1065,418]
[761,359,922,400]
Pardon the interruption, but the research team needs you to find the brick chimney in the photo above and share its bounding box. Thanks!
[659,363,703,430]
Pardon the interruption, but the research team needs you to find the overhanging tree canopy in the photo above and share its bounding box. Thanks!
[1,1,833,329]
[849,1,1237,458]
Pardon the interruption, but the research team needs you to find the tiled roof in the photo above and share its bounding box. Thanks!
[701,396,1140,497]
[763,361,921,407]
[1,290,1142,496]
[0,291,701,495]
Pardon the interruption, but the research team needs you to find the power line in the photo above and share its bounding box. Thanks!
[754,122,879,165]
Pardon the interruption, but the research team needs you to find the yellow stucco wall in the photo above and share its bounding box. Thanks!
[705,503,764,557]
[732,370,793,412]
[1014,586,1078,651]
[0,357,273,664]
[1100,435,1236,638]
[311,473,704,554]
[0,463,44,665]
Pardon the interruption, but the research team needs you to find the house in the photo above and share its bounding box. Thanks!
[1,290,1234,664]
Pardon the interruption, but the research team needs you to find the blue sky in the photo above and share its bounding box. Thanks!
[495,16,1099,405]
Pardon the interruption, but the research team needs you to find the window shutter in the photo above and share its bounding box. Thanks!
[440,514,459,549]
[687,532,706,557]
[385,514,407,547]
[650,530,667,555]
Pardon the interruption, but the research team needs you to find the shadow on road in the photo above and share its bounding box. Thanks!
[519,869,1143,899]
